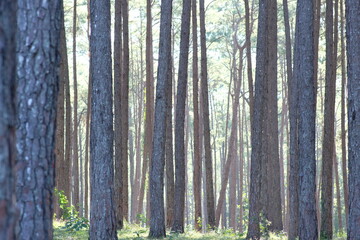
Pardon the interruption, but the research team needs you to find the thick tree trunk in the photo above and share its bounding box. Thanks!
[192,0,202,231]
[346,0,360,238]
[247,1,268,238]
[148,0,172,237]
[294,0,318,239]
[0,1,17,238]
[320,0,336,237]
[89,0,118,238]
[16,1,61,238]
[172,0,191,232]
[200,0,216,228]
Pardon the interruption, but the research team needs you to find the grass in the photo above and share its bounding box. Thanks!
[53,221,346,240]
[54,220,288,240]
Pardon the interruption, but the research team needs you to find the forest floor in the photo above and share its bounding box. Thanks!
[53,221,346,240]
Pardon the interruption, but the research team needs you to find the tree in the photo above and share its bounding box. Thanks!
[114,0,124,229]
[172,0,191,233]
[293,0,318,238]
[16,0,61,238]
[0,1,17,239]
[346,0,360,238]
[148,0,172,236]
[200,0,216,229]
[320,0,336,237]
[247,1,268,237]
[72,0,80,214]
[192,0,202,231]
[89,0,118,238]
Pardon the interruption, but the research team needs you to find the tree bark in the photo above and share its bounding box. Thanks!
[89,0,118,238]
[148,0,172,236]
[172,0,191,233]
[16,0,61,238]
[346,0,360,238]
[321,0,336,237]
[114,0,123,229]
[294,0,318,238]
[72,0,80,214]
[121,0,130,221]
[0,1,17,238]
[192,0,202,231]
[200,0,216,228]
[340,0,349,229]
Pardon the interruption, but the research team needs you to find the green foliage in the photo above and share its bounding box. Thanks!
[54,188,89,232]
[259,212,271,238]
[136,213,148,225]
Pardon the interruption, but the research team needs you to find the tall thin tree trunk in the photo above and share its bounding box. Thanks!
[148,0,172,236]
[294,0,318,238]
[192,0,202,231]
[333,143,343,231]
[121,0,130,221]
[346,0,360,237]
[114,0,123,229]
[72,0,80,214]
[89,0,118,238]
[340,0,348,229]
[200,0,216,228]
[321,0,336,237]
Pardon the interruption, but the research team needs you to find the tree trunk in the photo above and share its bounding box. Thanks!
[137,0,155,220]
[16,1,61,238]
[72,0,80,214]
[321,0,336,237]
[172,0,191,233]
[121,0,130,222]
[333,144,343,231]
[89,0,118,238]
[148,0,172,236]
[346,0,360,238]
[294,0,318,238]
[192,0,202,231]
[55,6,68,219]
[340,0,349,229]
[165,58,174,228]
[0,1,17,238]
[200,0,216,228]
[114,0,123,229]
[247,1,268,237]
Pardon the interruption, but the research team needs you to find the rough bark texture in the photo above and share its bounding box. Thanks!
[321,0,336,237]
[148,0,172,237]
[247,1,267,238]
[200,0,216,229]
[294,0,318,239]
[192,0,202,231]
[89,0,118,238]
[114,0,123,229]
[0,1,17,239]
[16,0,61,238]
[346,1,360,238]
[172,0,191,233]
